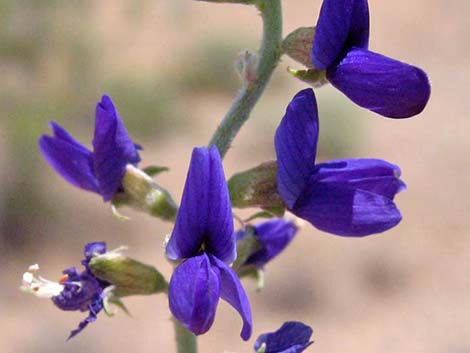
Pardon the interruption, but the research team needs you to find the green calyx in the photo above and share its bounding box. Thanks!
[228,161,285,213]
[89,253,168,297]
[114,165,177,222]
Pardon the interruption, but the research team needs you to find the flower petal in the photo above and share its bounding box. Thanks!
[49,121,91,154]
[294,180,402,237]
[254,321,313,353]
[348,0,369,50]
[313,159,406,199]
[52,271,103,312]
[169,254,221,336]
[92,95,141,201]
[67,307,99,340]
[39,131,99,194]
[166,146,235,262]
[245,219,298,267]
[327,48,431,118]
[275,89,319,209]
[84,242,107,261]
[204,146,236,262]
[210,255,252,341]
[311,0,369,70]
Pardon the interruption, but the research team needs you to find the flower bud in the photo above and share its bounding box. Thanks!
[235,51,258,87]
[287,67,328,88]
[88,253,167,297]
[282,27,316,68]
[228,161,285,213]
[115,165,178,221]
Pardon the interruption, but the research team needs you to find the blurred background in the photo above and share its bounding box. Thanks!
[1,1,468,352]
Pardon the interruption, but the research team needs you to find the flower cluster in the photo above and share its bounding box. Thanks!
[275,89,405,236]
[23,0,431,350]
[166,146,252,339]
[39,95,141,201]
[311,0,430,118]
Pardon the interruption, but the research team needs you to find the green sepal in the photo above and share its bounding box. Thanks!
[142,165,169,177]
[282,27,316,68]
[237,265,265,291]
[244,211,275,223]
[115,165,178,222]
[110,203,130,221]
[232,228,261,273]
[257,342,267,353]
[228,161,285,211]
[287,67,328,88]
[89,255,168,297]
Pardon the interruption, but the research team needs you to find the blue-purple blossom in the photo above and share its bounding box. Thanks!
[275,89,406,237]
[236,219,298,268]
[166,146,252,340]
[39,95,141,201]
[254,321,313,353]
[21,242,111,339]
[311,0,430,118]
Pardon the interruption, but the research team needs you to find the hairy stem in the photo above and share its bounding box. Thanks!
[208,0,283,158]
[173,319,198,353]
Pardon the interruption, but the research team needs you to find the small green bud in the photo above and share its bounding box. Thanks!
[287,67,328,88]
[235,51,258,87]
[228,161,285,212]
[282,27,316,68]
[232,227,261,273]
[89,252,168,297]
[114,165,178,221]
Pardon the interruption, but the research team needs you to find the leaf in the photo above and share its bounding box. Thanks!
[142,165,169,177]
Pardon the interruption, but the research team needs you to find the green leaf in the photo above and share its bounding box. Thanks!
[244,211,275,223]
[142,165,169,177]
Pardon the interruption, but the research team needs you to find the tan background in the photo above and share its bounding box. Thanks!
[1,1,468,352]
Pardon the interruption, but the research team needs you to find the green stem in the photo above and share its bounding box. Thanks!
[173,318,198,353]
[208,0,283,158]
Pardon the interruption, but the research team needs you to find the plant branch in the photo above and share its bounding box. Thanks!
[208,0,283,158]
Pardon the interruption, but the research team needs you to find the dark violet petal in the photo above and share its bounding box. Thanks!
[204,146,236,262]
[294,180,402,237]
[67,310,97,340]
[311,0,354,70]
[254,321,313,353]
[166,146,235,262]
[84,242,107,260]
[210,255,252,341]
[67,297,103,340]
[169,254,221,336]
[92,95,141,201]
[49,121,91,155]
[313,158,406,199]
[39,135,99,194]
[245,219,298,267]
[82,242,107,269]
[347,0,369,50]
[52,273,103,312]
[327,48,431,118]
[275,89,319,209]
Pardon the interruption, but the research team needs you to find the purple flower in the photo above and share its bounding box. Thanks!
[254,322,313,353]
[236,219,298,268]
[275,89,406,237]
[21,242,111,339]
[166,146,252,340]
[39,95,141,201]
[311,0,430,118]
